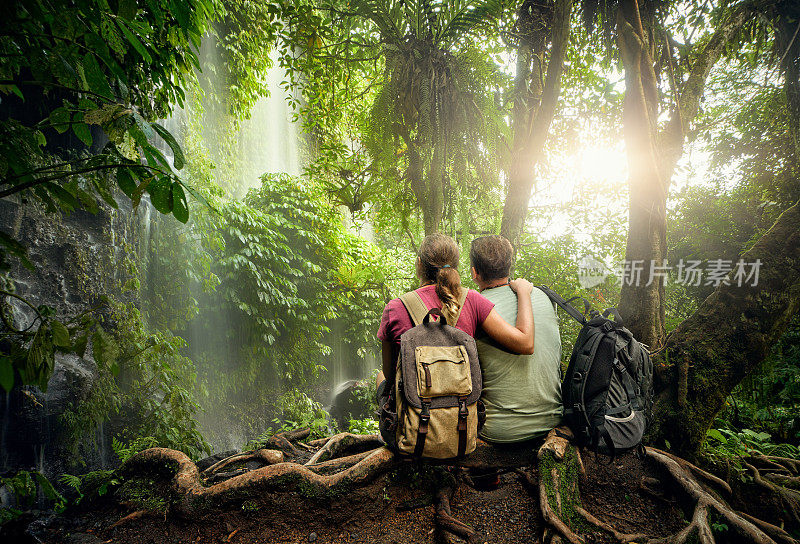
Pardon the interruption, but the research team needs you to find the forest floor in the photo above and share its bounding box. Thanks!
[20,451,691,544]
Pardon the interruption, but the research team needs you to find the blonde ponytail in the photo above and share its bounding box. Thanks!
[435,267,461,323]
[417,234,463,323]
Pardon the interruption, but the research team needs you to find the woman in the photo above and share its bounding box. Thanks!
[376,233,534,398]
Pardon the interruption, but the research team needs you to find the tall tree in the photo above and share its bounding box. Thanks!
[771,1,800,160]
[613,0,757,348]
[500,0,572,249]
[355,0,505,235]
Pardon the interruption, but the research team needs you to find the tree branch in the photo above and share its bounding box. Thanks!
[658,1,755,181]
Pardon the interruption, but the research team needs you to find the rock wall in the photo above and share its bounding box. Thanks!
[0,195,144,477]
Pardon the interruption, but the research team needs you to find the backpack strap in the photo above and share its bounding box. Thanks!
[414,400,431,457]
[610,355,643,411]
[457,396,469,458]
[537,285,589,325]
[400,287,469,327]
[399,291,430,327]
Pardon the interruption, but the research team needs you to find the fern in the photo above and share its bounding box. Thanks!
[112,436,159,463]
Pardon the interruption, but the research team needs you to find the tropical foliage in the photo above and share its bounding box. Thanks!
[0,0,798,512]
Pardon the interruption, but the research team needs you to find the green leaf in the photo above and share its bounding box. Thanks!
[33,472,65,503]
[8,85,24,101]
[51,320,71,348]
[116,19,152,64]
[76,188,99,214]
[42,182,79,212]
[180,180,216,213]
[73,122,93,147]
[0,356,14,392]
[0,231,34,270]
[92,328,118,367]
[90,177,118,209]
[49,107,71,134]
[171,183,188,223]
[706,429,726,444]
[72,333,88,357]
[151,123,185,170]
[116,168,136,198]
[148,176,173,214]
[81,53,114,99]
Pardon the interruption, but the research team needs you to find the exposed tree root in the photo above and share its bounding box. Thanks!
[533,426,791,544]
[113,427,798,544]
[304,433,382,465]
[305,449,374,475]
[649,447,732,494]
[574,505,648,542]
[259,428,311,455]
[120,446,398,515]
[749,456,800,474]
[202,449,284,476]
[434,477,479,544]
[745,462,800,526]
[110,509,152,528]
[738,511,798,544]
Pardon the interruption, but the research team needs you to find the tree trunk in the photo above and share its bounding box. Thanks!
[776,9,800,161]
[424,144,445,235]
[499,0,571,249]
[648,201,800,458]
[616,0,666,349]
[616,0,754,348]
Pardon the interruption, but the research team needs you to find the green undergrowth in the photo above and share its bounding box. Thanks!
[0,470,66,526]
[115,477,171,514]
[702,425,800,480]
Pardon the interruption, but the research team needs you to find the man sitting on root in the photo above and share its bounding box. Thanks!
[469,235,563,446]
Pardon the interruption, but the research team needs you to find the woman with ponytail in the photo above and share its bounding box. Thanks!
[376,233,535,398]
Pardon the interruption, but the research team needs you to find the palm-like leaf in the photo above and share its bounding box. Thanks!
[352,0,503,46]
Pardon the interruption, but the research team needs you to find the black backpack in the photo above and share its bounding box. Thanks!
[538,286,654,456]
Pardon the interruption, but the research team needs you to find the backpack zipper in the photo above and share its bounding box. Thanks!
[421,363,432,388]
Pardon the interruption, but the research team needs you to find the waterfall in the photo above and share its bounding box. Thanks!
[136,34,383,451]
[194,36,301,198]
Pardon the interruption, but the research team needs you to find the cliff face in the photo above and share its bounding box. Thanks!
[0,196,144,476]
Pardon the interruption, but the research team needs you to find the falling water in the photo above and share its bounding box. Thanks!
[138,34,382,451]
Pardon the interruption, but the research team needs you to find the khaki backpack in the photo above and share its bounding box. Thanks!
[379,288,485,459]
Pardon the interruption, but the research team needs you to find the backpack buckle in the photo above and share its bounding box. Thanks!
[612,358,626,372]
[458,397,468,417]
[419,402,431,433]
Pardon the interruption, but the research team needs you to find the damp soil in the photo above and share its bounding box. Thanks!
[17,451,688,544]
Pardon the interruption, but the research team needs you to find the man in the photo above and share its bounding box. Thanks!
[470,235,563,443]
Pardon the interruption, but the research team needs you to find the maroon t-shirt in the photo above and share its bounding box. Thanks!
[377,285,495,353]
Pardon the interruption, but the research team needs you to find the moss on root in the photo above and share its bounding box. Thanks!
[539,446,589,533]
[116,477,170,513]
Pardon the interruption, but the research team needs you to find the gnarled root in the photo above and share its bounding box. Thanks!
[534,427,790,544]
[745,461,800,526]
[536,427,585,544]
[434,475,480,544]
[304,432,382,465]
[306,450,374,475]
[119,446,397,516]
[202,449,284,476]
[260,427,312,455]
[644,449,778,544]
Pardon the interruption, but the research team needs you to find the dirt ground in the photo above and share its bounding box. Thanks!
[11,451,689,544]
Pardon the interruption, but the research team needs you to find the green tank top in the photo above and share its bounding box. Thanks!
[476,286,563,443]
